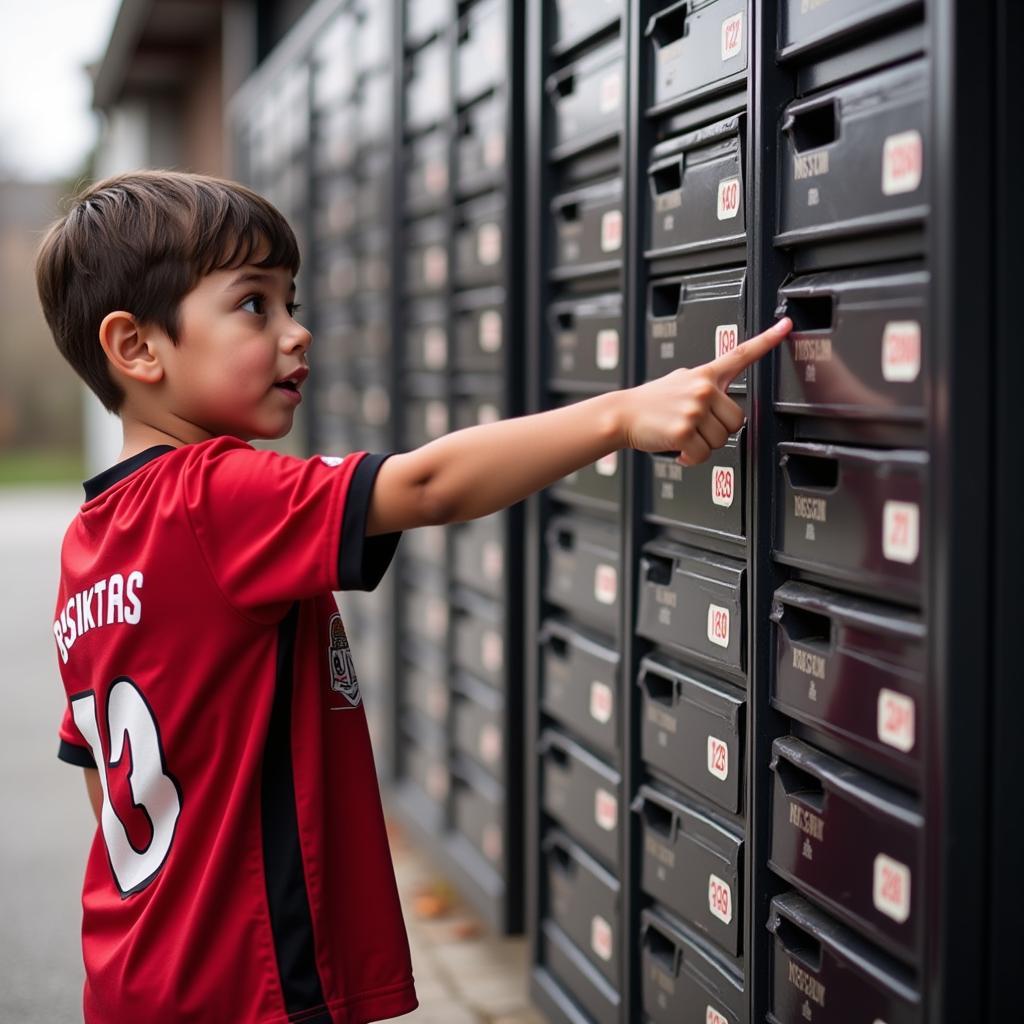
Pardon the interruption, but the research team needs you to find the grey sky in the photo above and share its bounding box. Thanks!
[0,0,122,181]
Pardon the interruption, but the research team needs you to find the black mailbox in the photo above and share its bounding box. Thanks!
[540,918,621,1024]
[452,513,505,598]
[636,540,746,673]
[452,761,506,874]
[638,654,744,813]
[545,515,622,636]
[769,736,924,965]
[404,299,448,372]
[405,38,451,133]
[403,394,449,449]
[646,0,748,112]
[640,908,744,1024]
[633,784,743,956]
[456,0,506,105]
[778,0,921,61]
[552,0,623,51]
[774,442,928,604]
[452,593,507,690]
[646,116,746,260]
[454,192,506,288]
[546,37,624,156]
[768,893,921,1024]
[777,60,928,249]
[406,0,451,48]
[771,581,926,788]
[405,215,449,296]
[454,389,504,431]
[775,263,928,421]
[551,398,622,513]
[358,70,392,148]
[539,618,620,762]
[551,178,625,278]
[401,582,449,648]
[405,128,449,216]
[400,648,449,730]
[548,293,623,391]
[457,92,507,194]
[453,291,506,372]
[540,729,622,871]
[543,829,622,988]
[452,672,505,781]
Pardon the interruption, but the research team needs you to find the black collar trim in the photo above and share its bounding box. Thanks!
[83,446,177,501]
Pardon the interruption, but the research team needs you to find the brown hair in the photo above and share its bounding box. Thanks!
[35,169,301,412]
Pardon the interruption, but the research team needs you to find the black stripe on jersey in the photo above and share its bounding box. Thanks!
[57,739,97,768]
[82,445,175,500]
[338,453,402,591]
[262,603,327,1015]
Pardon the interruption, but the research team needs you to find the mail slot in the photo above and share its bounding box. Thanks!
[404,299,448,372]
[540,918,620,1024]
[777,60,928,249]
[768,893,922,1024]
[451,761,506,873]
[545,514,622,636]
[636,540,746,673]
[453,593,506,690]
[551,399,621,512]
[547,293,623,390]
[638,655,744,813]
[770,736,924,964]
[647,428,745,541]
[543,829,622,987]
[546,38,624,156]
[647,115,746,260]
[778,0,921,60]
[551,178,624,277]
[400,649,449,729]
[647,0,748,112]
[541,729,621,871]
[405,38,451,133]
[771,581,926,788]
[405,128,449,215]
[401,582,449,648]
[405,215,448,296]
[451,293,502,375]
[775,442,928,604]
[646,267,747,389]
[457,0,506,104]
[457,92,507,194]
[406,0,452,48]
[452,513,505,597]
[633,784,743,956]
[539,618,620,761]
[776,263,929,421]
[452,673,505,781]
[640,908,744,1024]
[358,69,392,148]
[454,192,506,288]
[454,388,504,431]
[403,395,449,449]
[552,0,623,51]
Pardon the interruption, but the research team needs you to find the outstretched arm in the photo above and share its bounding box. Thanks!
[366,318,791,536]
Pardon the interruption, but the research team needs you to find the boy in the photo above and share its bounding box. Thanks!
[35,170,790,1024]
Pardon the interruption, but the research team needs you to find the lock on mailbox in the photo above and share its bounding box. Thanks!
[548,293,623,391]
[769,736,924,965]
[633,784,743,956]
[551,178,625,278]
[777,59,928,249]
[646,267,747,388]
[768,893,921,1024]
[540,729,622,871]
[542,829,622,987]
[539,618,620,761]
[646,0,748,112]
[775,263,929,421]
[636,540,746,673]
[771,581,926,788]
[640,908,744,1024]
[638,655,744,813]
[646,115,746,260]
[545,515,622,636]
[775,442,928,605]
[545,36,624,156]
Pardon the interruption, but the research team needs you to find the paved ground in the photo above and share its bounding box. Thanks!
[0,485,541,1023]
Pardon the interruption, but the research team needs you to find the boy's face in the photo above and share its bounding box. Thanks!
[154,258,311,442]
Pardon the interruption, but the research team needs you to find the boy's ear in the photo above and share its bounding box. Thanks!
[98,311,165,386]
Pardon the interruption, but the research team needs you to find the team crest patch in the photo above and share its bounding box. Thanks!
[327,613,361,707]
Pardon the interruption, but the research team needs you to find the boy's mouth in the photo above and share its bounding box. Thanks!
[274,367,309,393]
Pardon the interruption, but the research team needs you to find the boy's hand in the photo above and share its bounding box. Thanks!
[621,317,792,465]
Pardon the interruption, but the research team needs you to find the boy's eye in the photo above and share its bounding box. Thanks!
[240,295,265,316]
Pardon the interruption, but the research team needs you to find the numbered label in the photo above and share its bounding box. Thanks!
[425,400,449,438]
[873,853,911,924]
[424,158,448,196]
[596,452,619,477]
[595,563,618,605]
[717,177,741,220]
[877,688,916,753]
[590,915,614,962]
[71,679,182,896]
[478,309,503,352]
[596,328,621,370]
[715,323,739,358]
[712,466,735,508]
[482,629,504,672]
[482,822,503,863]
[476,222,502,266]
[599,70,622,114]
[707,603,731,648]
[423,326,447,369]
[721,12,743,61]
[882,130,923,196]
[477,402,501,425]
[882,501,920,564]
[590,680,614,725]
[708,873,733,924]
[881,321,921,382]
[479,723,502,766]
[595,788,618,831]
[483,131,505,169]
[482,540,503,581]
[600,209,623,253]
[707,735,730,781]
[423,245,447,287]
[707,1007,729,1024]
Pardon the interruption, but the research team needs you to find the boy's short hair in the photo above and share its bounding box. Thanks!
[35,169,301,413]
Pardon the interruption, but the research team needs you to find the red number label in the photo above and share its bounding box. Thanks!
[708,875,732,923]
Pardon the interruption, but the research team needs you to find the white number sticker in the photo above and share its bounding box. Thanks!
[600,209,623,252]
[717,177,741,220]
[594,564,618,605]
[476,222,502,266]
[715,323,739,358]
[423,326,447,369]
[877,689,916,752]
[881,321,921,382]
[482,823,503,863]
[595,788,618,831]
[483,131,505,169]
[590,680,613,725]
[425,400,449,438]
[873,853,911,923]
[478,309,503,352]
[708,873,733,924]
[482,629,503,672]
[595,452,618,477]
[477,402,500,425]
[482,540,503,581]
[423,244,447,287]
[707,603,731,648]
[596,328,621,370]
[707,735,730,781]
[882,130,923,196]
[712,466,735,508]
[882,501,920,564]
[707,1006,729,1024]
[721,12,743,61]
[590,915,613,962]
[599,70,621,114]
[479,723,502,765]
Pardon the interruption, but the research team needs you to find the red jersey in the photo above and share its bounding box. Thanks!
[53,437,417,1024]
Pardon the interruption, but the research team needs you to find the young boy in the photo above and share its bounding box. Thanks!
[35,170,790,1024]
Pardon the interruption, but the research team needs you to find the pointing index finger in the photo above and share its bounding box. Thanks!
[710,317,792,389]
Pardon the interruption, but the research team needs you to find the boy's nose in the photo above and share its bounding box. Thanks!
[283,323,313,353]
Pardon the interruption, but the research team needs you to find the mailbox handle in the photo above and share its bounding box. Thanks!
[649,155,684,197]
[556,200,580,224]
[638,666,678,707]
[772,915,824,974]
[781,452,840,493]
[783,98,839,153]
[545,632,569,659]
[774,756,826,813]
[638,792,677,840]
[643,553,674,586]
[546,69,576,99]
[645,0,689,45]
[650,279,684,319]
[555,528,575,551]
[773,601,832,651]
[777,293,835,334]
[556,309,576,331]
[641,920,681,977]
